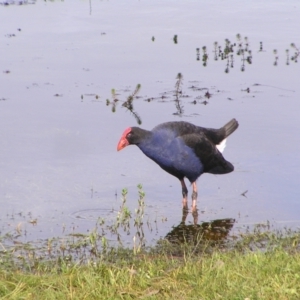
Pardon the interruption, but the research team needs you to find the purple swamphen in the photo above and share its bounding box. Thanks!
[117,119,239,212]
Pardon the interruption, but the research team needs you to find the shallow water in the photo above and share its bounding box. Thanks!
[0,0,300,245]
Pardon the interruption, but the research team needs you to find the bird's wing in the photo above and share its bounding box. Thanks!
[180,133,234,174]
[152,121,224,145]
[153,121,199,137]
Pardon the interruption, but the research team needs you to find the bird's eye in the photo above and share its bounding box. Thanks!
[127,132,132,139]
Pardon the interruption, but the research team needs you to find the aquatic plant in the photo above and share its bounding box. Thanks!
[174,73,184,115]
[290,43,299,62]
[106,84,142,124]
[173,34,178,44]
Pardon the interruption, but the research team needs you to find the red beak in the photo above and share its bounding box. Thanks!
[117,127,131,151]
[117,137,129,151]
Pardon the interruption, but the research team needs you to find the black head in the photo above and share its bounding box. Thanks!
[117,127,149,150]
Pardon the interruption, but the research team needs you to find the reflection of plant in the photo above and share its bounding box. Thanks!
[174,73,184,116]
[106,84,142,125]
[122,84,142,125]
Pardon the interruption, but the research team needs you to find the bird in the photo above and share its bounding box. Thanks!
[117,119,239,212]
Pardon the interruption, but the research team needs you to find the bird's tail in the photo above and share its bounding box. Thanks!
[222,119,239,138]
[207,159,234,174]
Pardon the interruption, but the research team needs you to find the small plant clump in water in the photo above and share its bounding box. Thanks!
[269,43,299,66]
[173,34,178,44]
[202,46,208,66]
[273,49,279,66]
[286,49,290,65]
[259,41,264,51]
[290,43,299,62]
[213,41,218,60]
[197,34,256,73]
[196,47,200,61]
[106,88,118,112]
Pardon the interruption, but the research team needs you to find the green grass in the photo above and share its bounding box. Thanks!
[0,247,300,299]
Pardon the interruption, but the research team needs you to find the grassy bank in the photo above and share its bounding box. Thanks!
[0,246,300,299]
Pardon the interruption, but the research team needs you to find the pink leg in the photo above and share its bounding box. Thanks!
[180,179,188,210]
[191,182,198,212]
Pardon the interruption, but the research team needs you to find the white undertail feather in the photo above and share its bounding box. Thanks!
[216,138,227,153]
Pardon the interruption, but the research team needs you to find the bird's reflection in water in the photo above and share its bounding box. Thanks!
[165,209,235,245]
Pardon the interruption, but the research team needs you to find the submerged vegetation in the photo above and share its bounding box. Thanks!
[104,34,299,125]
[0,186,300,298]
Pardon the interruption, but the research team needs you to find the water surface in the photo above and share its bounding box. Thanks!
[0,0,300,244]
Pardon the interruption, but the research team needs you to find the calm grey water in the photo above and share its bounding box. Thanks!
[0,0,299,244]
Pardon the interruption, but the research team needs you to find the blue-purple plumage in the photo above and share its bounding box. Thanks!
[137,127,204,182]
